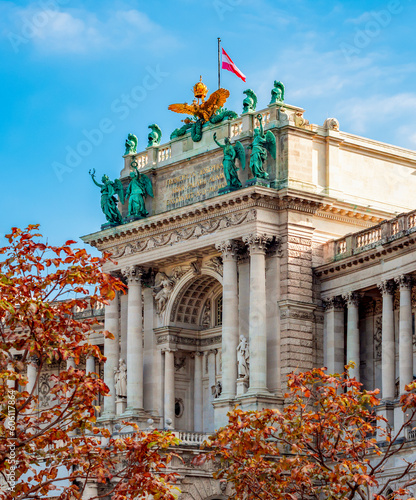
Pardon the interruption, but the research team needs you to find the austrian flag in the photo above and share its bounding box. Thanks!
[221,48,246,82]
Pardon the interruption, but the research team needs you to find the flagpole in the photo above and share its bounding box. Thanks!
[217,37,221,89]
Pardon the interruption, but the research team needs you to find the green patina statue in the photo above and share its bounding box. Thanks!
[89,169,124,225]
[270,80,285,104]
[242,89,257,114]
[248,114,276,179]
[124,133,138,155]
[126,161,154,218]
[147,124,162,147]
[214,132,245,190]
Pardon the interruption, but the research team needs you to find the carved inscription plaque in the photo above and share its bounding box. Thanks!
[164,163,227,211]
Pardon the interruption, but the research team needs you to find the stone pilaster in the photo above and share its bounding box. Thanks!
[207,349,217,431]
[243,233,272,394]
[378,280,395,400]
[323,296,345,374]
[122,266,144,415]
[143,285,160,416]
[102,291,119,419]
[193,352,203,432]
[395,275,413,394]
[342,291,361,381]
[215,240,239,399]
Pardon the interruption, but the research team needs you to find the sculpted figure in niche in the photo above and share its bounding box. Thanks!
[213,132,245,190]
[114,358,127,398]
[247,114,276,179]
[153,272,175,315]
[237,335,249,379]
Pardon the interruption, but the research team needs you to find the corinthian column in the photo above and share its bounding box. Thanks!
[102,291,119,419]
[243,233,272,394]
[323,296,344,374]
[395,275,413,394]
[342,291,361,381]
[378,280,395,400]
[122,266,144,414]
[215,240,239,399]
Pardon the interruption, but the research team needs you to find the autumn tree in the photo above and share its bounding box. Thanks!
[200,366,416,500]
[0,226,179,500]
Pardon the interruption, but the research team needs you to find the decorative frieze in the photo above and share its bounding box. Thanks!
[156,333,222,347]
[110,209,257,258]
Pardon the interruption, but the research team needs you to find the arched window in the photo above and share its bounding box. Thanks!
[216,295,223,326]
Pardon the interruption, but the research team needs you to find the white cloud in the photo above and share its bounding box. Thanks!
[1,3,180,55]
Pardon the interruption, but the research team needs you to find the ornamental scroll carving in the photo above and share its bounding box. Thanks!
[110,209,257,258]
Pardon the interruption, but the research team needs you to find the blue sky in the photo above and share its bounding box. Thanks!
[1,0,415,250]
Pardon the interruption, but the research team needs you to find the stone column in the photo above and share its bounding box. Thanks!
[378,280,395,400]
[323,297,345,374]
[86,355,95,376]
[207,349,217,431]
[215,240,239,399]
[143,286,159,414]
[26,356,38,395]
[164,349,175,428]
[243,233,271,394]
[122,266,144,414]
[342,292,361,381]
[193,351,203,432]
[67,358,76,369]
[102,291,119,419]
[395,275,413,394]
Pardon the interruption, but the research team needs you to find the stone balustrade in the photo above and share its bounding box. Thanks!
[73,301,105,319]
[325,208,416,262]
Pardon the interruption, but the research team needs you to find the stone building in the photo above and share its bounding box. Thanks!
[79,90,416,498]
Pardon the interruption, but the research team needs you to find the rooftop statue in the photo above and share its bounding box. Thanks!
[126,160,154,218]
[242,89,257,114]
[168,76,231,142]
[89,169,124,226]
[147,124,162,147]
[124,133,138,155]
[270,80,285,104]
[214,132,245,190]
[248,114,276,179]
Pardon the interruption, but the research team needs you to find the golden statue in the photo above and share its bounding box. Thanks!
[169,77,234,141]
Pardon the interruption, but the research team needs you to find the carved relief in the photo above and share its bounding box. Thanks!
[211,380,222,398]
[204,256,223,276]
[374,316,382,360]
[201,301,211,329]
[153,272,175,315]
[111,209,257,258]
[39,373,52,408]
[174,354,186,372]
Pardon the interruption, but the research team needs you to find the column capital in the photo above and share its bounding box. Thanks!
[161,347,177,354]
[378,280,395,296]
[215,240,239,259]
[243,233,272,254]
[191,351,204,358]
[342,291,362,307]
[394,274,413,290]
[323,296,344,311]
[122,266,144,284]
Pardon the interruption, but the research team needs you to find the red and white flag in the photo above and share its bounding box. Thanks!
[221,47,246,82]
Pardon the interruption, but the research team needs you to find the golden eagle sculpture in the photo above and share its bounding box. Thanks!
[169,76,237,142]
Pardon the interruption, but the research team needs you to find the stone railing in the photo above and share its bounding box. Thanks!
[174,431,210,445]
[326,209,416,262]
